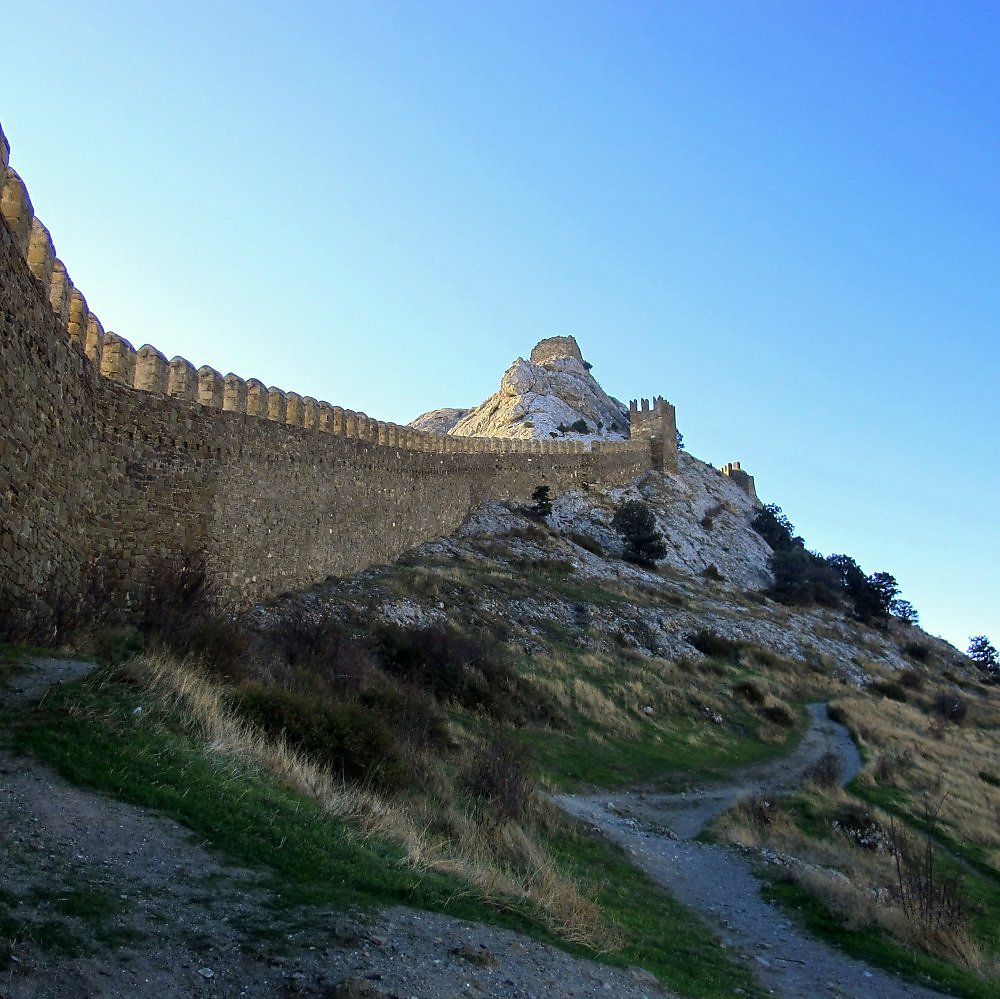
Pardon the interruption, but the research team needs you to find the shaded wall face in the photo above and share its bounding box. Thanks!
[1,213,651,629]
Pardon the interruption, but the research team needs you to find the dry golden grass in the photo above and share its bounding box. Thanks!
[832,682,1000,864]
[126,651,617,949]
[715,785,988,969]
[715,662,1000,976]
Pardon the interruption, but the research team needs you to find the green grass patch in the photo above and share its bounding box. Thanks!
[552,824,766,998]
[6,669,765,994]
[761,876,995,999]
[525,709,799,791]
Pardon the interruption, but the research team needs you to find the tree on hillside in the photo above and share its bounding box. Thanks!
[751,503,798,553]
[968,635,999,679]
[865,572,900,625]
[528,484,553,519]
[890,599,919,625]
[612,499,667,567]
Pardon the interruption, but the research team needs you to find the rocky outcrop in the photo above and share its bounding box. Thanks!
[407,407,472,435]
[409,336,630,442]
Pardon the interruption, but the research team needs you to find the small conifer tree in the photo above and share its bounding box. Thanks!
[612,499,666,566]
[528,484,553,519]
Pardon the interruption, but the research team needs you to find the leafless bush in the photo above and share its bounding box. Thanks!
[872,748,914,785]
[805,750,842,788]
[467,736,534,826]
[889,814,973,961]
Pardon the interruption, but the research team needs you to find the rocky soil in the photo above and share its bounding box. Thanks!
[2,660,959,997]
[1,658,672,998]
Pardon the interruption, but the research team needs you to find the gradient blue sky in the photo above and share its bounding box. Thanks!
[4,1,997,651]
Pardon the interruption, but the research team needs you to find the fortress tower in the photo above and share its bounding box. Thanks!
[629,396,678,474]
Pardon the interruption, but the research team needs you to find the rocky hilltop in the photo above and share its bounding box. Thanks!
[410,335,630,441]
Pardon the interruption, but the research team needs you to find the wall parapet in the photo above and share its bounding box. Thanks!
[0,117,676,629]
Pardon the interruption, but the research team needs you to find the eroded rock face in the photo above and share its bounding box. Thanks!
[408,407,472,435]
[409,336,629,442]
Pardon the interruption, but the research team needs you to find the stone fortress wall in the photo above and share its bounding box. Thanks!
[0,119,682,626]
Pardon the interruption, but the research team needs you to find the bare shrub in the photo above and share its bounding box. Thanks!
[805,751,842,788]
[871,748,914,785]
[889,816,974,963]
[932,691,968,727]
[467,737,534,826]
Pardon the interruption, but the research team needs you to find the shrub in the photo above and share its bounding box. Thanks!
[760,701,795,728]
[872,679,908,703]
[898,668,925,690]
[734,679,765,705]
[466,736,534,825]
[931,691,968,726]
[611,500,666,566]
[687,629,742,661]
[568,531,603,556]
[903,642,930,664]
[233,683,406,790]
[805,751,842,788]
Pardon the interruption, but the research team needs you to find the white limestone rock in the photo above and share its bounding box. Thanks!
[408,407,472,434]
[409,336,629,442]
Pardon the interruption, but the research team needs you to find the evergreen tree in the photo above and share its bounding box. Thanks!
[612,500,667,566]
[528,485,553,519]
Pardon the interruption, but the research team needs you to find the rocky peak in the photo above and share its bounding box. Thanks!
[409,337,630,441]
[529,335,585,367]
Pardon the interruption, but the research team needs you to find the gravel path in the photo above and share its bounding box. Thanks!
[557,705,949,998]
[1,658,672,998]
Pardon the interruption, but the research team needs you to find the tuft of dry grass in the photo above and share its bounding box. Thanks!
[125,651,617,949]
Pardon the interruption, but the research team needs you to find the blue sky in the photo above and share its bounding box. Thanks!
[4,1,997,651]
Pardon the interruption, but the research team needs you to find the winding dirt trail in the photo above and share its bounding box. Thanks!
[558,705,950,998]
[1,658,673,998]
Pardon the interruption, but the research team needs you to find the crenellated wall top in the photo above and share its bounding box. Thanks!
[0,118,671,467]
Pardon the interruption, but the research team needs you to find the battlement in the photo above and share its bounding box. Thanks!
[721,461,757,500]
[628,396,678,473]
[0,117,680,631]
[0,123,645,463]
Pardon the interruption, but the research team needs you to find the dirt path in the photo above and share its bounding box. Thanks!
[1,658,672,998]
[557,705,949,998]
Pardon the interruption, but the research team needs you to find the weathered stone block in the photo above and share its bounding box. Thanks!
[27,218,54,293]
[285,391,304,427]
[134,345,169,394]
[246,379,267,417]
[67,288,89,348]
[100,333,137,385]
[48,260,73,329]
[223,373,247,413]
[1,167,32,254]
[197,366,224,410]
[266,387,286,423]
[84,314,104,365]
[167,356,197,400]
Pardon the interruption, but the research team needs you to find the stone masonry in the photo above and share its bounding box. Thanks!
[0,119,682,630]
